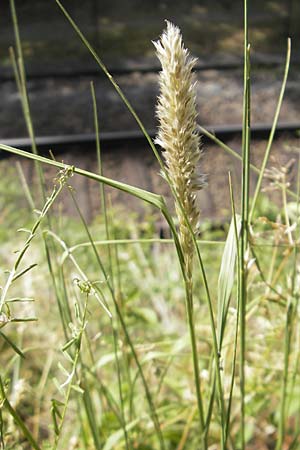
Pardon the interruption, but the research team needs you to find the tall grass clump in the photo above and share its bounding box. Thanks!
[154,21,207,446]
[1,0,300,449]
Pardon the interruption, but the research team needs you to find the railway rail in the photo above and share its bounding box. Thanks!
[0,122,299,159]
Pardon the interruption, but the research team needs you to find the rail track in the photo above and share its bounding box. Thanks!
[0,122,299,159]
[1,121,299,224]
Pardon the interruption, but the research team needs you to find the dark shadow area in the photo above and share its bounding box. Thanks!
[0,0,299,140]
[1,0,299,73]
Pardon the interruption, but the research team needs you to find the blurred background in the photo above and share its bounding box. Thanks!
[0,0,300,221]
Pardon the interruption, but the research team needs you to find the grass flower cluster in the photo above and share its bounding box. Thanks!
[154,21,204,279]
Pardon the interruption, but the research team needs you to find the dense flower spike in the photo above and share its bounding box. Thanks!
[154,21,204,276]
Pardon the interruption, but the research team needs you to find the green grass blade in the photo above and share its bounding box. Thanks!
[12,263,37,282]
[239,2,251,446]
[0,377,41,450]
[0,144,165,210]
[217,214,241,349]
[81,383,103,450]
[249,38,291,221]
[225,173,241,445]
[276,155,300,450]
[0,331,25,359]
[9,0,46,202]
[90,81,115,288]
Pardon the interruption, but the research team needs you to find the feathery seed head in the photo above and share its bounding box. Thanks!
[154,21,204,250]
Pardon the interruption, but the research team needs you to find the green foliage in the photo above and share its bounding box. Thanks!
[1,0,300,449]
[0,164,32,241]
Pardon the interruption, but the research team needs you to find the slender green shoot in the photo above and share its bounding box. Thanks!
[0,377,41,450]
[249,38,291,221]
[225,173,241,445]
[9,0,46,202]
[239,0,251,445]
[90,81,115,288]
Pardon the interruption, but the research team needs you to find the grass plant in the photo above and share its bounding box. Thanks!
[1,0,300,449]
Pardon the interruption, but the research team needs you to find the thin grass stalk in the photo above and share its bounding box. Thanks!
[162,209,227,447]
[275,301,293,450]
[276,158,300,449]
[89,86,130,445]
[204,373,215,438]
[176,405,197,450]
[9,0,46,203]
[239,0,251,445]
[107,198,123,295]
[90,81,115,288]
[0,410,4,448]
[107,202,135,421]
[80,383,102,449]
[58,266,74,327]
[15,161,35,211]
[82,363,124,425]
[287,157,300,429]
[15,126,73,349]
[46,239,105,450]
[33,352,54,440]
[68,189,117,296]
[107,222,131,449]
[185,284,206,447]
[75,300,103,450]
[47,229,112,318]
[225,173,241,445]
[0,377,42,450]
[52,294,89,450]
[112,325,130,450]
[80,334,126,441]
[249,38,291,221]
[8,10,80,422]
[77,398,90,450]
[292,154,300,296]
[98,290,166,449]
[44,242,70,341]
[249,246,288,305]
